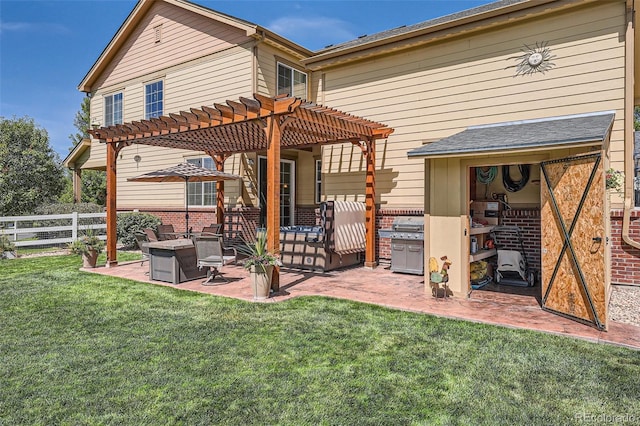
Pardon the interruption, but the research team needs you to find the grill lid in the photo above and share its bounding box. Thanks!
[392,216,424,232]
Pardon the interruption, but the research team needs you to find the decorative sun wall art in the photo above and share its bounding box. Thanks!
[507,42,556,76]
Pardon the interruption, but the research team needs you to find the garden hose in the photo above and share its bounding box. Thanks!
[476,166,498,185]
[502,164,530,192]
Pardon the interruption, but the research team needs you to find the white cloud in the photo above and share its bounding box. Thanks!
[268,16,355,48]
[0,21,70,35]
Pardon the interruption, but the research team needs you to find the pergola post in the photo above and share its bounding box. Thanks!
[211,153,227,230]
[265,115,281,290]
[73,167,82,203]
[364,138,377,268]
[105,142,118,267]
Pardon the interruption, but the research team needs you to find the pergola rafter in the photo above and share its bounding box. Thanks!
[89,94,393,286]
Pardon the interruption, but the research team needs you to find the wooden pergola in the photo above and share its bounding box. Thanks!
[89,94,393,284]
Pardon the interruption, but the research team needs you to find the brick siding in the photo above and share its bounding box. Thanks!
[499,209,541,274]
[610,209,640,285]
[121,206,640,280]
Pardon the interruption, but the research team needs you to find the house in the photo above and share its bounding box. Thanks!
[66,0,640,330]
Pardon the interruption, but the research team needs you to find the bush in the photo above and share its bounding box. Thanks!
[0,234,16,259]
[35,202,103,215]
[117,213,161,248]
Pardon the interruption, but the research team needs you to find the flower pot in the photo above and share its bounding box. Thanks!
[82,249,99,268]
[250,265,274,300]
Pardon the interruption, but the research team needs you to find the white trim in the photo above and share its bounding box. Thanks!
[258,156,296,226]
[276,61,308,98]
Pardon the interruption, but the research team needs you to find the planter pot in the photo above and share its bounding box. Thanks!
[250,265,274,300]
[82,249,99,268]
[1,251,17,259]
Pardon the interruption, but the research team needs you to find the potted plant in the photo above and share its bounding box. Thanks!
[0,234,17,259]
[606,168,623,192]
[68,231,105,268]
[240,230,281,300]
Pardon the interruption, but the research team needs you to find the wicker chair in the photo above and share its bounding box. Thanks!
[193,234,237,285]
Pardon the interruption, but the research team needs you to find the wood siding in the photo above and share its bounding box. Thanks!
[320,1,626,209]
[93,1,253,89]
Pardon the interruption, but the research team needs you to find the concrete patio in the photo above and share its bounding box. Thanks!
[85,259,640,350]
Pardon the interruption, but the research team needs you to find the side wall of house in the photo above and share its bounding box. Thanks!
[317,1,626,211]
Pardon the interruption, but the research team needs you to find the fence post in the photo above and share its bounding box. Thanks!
[12,220,17,242]
[72,212,78,241]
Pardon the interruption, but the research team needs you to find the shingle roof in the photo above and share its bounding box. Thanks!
[407,111,615,158]
[316,0,528,54]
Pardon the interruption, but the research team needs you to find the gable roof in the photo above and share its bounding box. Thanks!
[303,0,599,69]
[78,0,312,92]
[407,111,615,158]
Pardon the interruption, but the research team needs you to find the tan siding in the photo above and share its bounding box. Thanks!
[116,145,245,210]
[94,1,253,89]
[166,46,253,111]
[321,1,626,209]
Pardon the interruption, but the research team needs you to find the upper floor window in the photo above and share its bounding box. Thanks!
[145,80,163,119]
[277,63,307,98]
[104,92,122,127]
[187,157,216,206]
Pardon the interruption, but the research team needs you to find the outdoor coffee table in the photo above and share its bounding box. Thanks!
[147,239,206,284]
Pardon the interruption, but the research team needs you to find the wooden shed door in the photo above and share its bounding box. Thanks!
[540,153,606,330]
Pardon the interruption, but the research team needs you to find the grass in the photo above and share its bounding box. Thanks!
[1,255,639,425]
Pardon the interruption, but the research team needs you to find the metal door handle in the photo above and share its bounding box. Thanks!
[592,237,602,243]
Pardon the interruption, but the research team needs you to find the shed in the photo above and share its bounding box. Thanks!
[408,111,615,330]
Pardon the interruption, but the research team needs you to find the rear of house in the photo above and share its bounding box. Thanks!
[68,0,640,331]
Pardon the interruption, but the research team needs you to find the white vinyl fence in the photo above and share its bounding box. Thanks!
[0,212,107,248]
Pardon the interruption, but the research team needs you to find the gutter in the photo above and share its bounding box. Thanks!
[623,0,640,250]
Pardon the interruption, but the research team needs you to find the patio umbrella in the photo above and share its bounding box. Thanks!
[128,162,242,235]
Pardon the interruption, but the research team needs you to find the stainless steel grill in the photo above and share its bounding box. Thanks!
[379,216,424,275]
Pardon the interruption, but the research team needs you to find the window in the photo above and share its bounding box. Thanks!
[315,159,322,204]
[104,93,122,127]
[187,157,216,206]
[145,80,163,119]
[277,63,307,98]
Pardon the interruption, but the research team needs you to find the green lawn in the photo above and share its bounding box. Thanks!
[1,255,639,425]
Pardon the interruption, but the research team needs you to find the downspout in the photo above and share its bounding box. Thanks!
[623,0,640,249]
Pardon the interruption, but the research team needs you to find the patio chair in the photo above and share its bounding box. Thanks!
[158,224,179,240]
[134,232,150,269]
[201,224,222,235]
[193,234,237,285]
[143,228,159,242]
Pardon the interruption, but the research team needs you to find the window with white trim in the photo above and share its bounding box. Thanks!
[277,63,307,98]
[187,157,216,206]
[315,159,322,204]
[104,92,122,127]
[145,80,163,119]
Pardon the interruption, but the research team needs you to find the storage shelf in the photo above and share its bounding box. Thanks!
[470,248,497,262]
[470,226,494,235]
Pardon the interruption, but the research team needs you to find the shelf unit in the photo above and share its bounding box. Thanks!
[469,226,496,262]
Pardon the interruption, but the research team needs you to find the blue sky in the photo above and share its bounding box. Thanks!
[0,0,491,159]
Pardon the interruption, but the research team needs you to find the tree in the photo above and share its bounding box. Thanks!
[67,97,106,206]
[69,96,91,146]
[0,116,66,215]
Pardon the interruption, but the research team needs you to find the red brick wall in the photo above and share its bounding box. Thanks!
[610,209,640,285]
[125,206,260,246]
[499,209,541,274]
[376,208,424,266]
[295,206,319,226]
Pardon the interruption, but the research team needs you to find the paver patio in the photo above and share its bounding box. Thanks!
[86,260,640,350]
